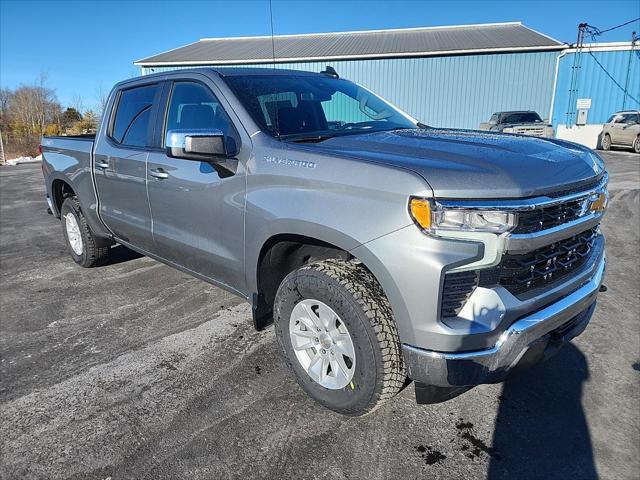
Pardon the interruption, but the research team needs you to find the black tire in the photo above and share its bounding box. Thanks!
[634,136,640,154]
[602,133,611,151]
[60,196,111,267]
[274,259,406,415]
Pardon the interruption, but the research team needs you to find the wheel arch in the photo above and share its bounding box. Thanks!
[50,177,77,218]
[252,232,352,330]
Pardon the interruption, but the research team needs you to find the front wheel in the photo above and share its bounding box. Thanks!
[633,136,640,154]
[274,259,406,415]
[602,133,612,151]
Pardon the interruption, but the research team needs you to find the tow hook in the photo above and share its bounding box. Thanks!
[599,284,608,293]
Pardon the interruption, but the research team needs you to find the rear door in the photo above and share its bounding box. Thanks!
[146,78,247,291]
[94,83,160,251]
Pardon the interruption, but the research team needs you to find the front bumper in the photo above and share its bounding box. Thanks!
[402,253,605,387]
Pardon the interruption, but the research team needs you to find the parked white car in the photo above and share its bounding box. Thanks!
[601,111,640,153]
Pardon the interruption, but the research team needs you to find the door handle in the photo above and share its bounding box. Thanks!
[96,161,109,169]
[149,168,169,179]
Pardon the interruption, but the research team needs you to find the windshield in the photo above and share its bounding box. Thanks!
[500,112,543,124]
[223,74,417,140]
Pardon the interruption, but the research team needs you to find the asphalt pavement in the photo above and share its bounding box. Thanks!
[1,151,638,480]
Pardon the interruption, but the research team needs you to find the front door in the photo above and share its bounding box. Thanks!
[146,80,246,291]
[619,113,639,146]
[94,83,160,251]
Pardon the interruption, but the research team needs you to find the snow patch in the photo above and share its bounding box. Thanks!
[4,155,42,166]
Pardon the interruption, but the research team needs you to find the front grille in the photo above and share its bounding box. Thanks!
[513,126,545,137]
[479,227,598,297]
[513,197,587,234]
[441,271,478,318]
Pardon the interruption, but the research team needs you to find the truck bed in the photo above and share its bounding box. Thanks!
[41,135,94,155]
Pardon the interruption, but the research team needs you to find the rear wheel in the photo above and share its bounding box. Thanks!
[602,133,611,151]
[633,136,640,154]
[274,259,406,415]
[60,197,111,267]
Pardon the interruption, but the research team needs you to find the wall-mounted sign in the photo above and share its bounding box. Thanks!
[576,98,592,109]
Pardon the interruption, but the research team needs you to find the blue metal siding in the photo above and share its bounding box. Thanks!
[552,48,640,126]
[142,51,559,129]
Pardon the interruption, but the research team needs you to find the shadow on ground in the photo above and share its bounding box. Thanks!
[487,343,596,480]
[107,244,144,265]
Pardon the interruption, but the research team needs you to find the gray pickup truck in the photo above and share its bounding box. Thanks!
[42,68,608,415]
[480,110,554,138]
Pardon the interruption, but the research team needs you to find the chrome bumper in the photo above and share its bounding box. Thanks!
[403,254,606,387]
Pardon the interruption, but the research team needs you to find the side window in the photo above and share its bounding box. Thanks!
[165,82,239,153]
[622,113,637,124]
[111,84,157,147]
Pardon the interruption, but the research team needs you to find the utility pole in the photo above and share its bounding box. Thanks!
[0,128,5,164]
[622,31,637,110]
[566,23,587,128]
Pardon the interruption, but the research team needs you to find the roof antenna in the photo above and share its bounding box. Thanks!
[321,66,339,78]
[268,0,280,138]
[268,0,276,68]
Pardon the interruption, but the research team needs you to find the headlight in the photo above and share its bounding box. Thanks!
[409,198,517,234]
[502,127,514,133]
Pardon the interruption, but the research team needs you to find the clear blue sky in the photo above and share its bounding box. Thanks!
[1,0,638,111]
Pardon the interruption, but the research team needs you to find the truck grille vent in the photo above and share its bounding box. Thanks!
[514,197,587,234]
[513,126,545,137]
[441,271,478,318]
[479,227,598,297]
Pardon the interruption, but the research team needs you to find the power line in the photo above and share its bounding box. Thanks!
[584,17,640,41]
[587,50,640,106]
[598,17,640,34]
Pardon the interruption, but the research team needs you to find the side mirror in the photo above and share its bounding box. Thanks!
[489,119,497,125]
[166,129,227,160]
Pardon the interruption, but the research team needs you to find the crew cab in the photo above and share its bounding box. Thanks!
[41,68,607,415]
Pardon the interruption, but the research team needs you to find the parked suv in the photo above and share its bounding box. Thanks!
[41,68,607,415]
[600,111,640,153]
[480,111,554,138]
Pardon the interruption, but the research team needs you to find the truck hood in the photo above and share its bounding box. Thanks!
[312,128,604,198]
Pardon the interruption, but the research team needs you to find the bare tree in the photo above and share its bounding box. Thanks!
[4,74,62,155]
[96,84,109,116]
[71,94,84,115]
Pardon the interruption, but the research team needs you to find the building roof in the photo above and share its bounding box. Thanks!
[135,22,564,66]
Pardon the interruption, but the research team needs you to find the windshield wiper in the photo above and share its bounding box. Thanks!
[279,133,337,143]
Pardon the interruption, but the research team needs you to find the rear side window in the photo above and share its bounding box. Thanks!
[111,84,157,147]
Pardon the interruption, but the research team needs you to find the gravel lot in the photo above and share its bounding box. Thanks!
[1,151,639,480]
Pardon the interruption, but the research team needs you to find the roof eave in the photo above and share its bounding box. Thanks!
[134,44,567,67]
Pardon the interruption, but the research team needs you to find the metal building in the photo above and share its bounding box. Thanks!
[551,42,639,148]
[135,22,565,130]
[135,22,639,148]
